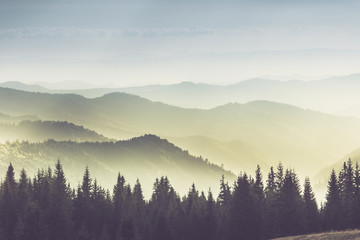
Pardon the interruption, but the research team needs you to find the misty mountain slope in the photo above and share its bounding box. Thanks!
[0,134,235,197]
[167,135,270,171]
[0,112,39,124]
[315,146,360,184]
[0,81,48,92]
[0,120,109,142]
[5,74,360,116]
[312,146,360,201]
[1,87,360,175]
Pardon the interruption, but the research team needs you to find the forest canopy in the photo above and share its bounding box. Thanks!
[1,159,359,240]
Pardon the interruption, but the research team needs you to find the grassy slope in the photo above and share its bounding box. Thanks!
[272,230,360,240]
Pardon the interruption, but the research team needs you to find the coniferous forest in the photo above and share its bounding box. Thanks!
[0,158,360,240]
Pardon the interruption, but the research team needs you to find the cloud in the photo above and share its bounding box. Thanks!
[0,26,217,39]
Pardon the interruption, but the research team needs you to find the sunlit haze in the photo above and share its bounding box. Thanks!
[1,0,360,86]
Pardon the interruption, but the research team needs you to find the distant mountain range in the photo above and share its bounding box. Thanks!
[1,87,360,176]
[2,74,360,117]
[0,120,109,142]
[0,134,235,197]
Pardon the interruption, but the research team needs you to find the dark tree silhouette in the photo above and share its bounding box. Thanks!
[2,160,360,240]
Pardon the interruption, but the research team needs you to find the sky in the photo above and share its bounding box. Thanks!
[1,0,360,87]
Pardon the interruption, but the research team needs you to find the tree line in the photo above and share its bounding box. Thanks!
[0,158,359,240]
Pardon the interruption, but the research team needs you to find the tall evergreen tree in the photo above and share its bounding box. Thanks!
[275,163,284,193]
[339,158,355,228]
[324,169,341,230]
[0,163,18,240]
[217,175,231,240]
[303,177,319,233]
[202,190,217,240]
[229,173,260,240]
[278,169,305,236]
[354,162,360,228]
[41,159,72,240]
[264,166,278,238]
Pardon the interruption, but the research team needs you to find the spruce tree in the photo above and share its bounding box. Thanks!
[217,175,231,240]
[340,158,355,228]
[275,163,284,193]
[202,190,217,240]
[278,169,305,236]
[0,163,18,240]
[41,160,72,240]
[229,173,260,240]
[303,177,319,233]
[263,166,277,238]
[324,169,341,230]
[354,162,360,227]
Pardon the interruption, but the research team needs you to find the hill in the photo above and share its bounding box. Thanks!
[0,134,234,197]
[1,88,360,175]
[314,146,360,200]
[272,230,360,240]
[0,112,39,124]
[5,74,360,117]
[0,120,109,142]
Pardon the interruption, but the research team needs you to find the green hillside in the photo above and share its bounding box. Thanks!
[1,87,360,175]
[0,134,235,197]
[0,120,109,142]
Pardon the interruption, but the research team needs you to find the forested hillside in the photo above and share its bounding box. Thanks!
[0,120,109,142]
[0,158,359,240]
[0,134,234,197]
[1,87,360,176]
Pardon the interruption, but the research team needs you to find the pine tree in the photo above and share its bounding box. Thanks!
[324,169,341,230]
[184,183,201,240]
[18,169,30,215]
[229,173,260,240]
[82,166,92,199]
[278,169,305,236]
[340,158,355,228]
[264,166,278,238]
[41,160,72,240]
[0,163,18,240]
[275,163,284,193]
[252,165,264,238]
[217,175,231,240]
[354,162,360,228]
[202,190,217,240]
[131,179,145,240]
[111,173,127,240]
[303,177,319,233]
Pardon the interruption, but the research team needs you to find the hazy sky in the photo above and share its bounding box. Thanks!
[1,0,360,86]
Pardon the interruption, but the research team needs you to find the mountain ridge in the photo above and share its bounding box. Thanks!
[0,134,235,197]
[1,87,360,176]
[2,74,360,116]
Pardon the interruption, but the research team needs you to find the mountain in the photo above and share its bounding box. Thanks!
[0,112,39,124]
[314,146,360,185]
[0,134,235,197]
[0,81,48,92]
[5,74,360,117]
[0,120,109,142]
[167,135,270,171]
[1,87,360,176]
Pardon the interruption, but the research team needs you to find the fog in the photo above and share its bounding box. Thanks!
[1,0,360,86]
